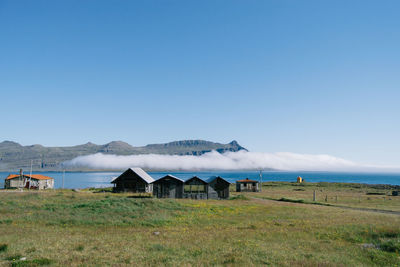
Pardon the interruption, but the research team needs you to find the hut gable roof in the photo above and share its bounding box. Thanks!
[205,176,230,184]
[111,168,155,184]
[6,174,53,180]
[236,178,259,183]
[152,175,184,183]
[184,176,207,184]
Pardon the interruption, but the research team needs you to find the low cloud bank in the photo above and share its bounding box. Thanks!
[64,150,398,172]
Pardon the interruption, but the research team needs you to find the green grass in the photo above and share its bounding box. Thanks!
[0,184,399,266]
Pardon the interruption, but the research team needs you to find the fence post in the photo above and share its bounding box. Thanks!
[313,190,316,202]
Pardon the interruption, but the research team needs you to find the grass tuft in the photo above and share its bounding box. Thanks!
[230,194,249,200]
[5,254,22,261]
[0,244,8,252]
[11,258,52,267]
[75,245,84,251]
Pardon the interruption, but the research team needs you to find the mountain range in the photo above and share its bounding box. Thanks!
[0,140,247,171]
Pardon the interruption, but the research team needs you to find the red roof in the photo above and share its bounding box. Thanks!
[6,174,53,180]
[236,178,259,183]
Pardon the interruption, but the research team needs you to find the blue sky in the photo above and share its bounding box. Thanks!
[0,0,399,166]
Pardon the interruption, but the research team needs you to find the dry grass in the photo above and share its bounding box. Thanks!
[0,184,399,266]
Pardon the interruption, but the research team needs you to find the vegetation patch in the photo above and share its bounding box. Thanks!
[366,192,386,195]
[75,245,84,252]
[230,194,249,200]
[278,197,305,203]
[0,244,8,252]
[5,254,22,261]
[11,258,52,267]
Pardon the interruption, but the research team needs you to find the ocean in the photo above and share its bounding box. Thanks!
[0,171,399,189]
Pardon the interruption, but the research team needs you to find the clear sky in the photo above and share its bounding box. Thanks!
[0,0,399,166]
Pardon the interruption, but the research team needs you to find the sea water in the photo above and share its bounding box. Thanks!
[0,171,399,189]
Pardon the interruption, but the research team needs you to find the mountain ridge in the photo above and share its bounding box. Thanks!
[0,140,247,171]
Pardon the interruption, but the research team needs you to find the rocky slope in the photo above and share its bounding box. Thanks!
[0,140,247,171]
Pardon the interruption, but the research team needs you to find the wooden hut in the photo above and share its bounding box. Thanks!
[206,176,230,199]
[4,173,54,189]
[111,168,154,193]
[152,175,184,198]
[183,176,208,199]
[236,178,260,192]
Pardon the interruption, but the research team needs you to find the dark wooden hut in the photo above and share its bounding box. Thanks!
[206,176,230,199]
[152,175,184,198]
[183,176,208,199]
[111,168,154,193]
[236,178,260,192]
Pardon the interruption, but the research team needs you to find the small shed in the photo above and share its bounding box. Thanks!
[206,176,230,199]
[152,175,184,198]
[111,168,154,193]
[183,176,208,199]
[4,174,54,189]
[236,178,260,192]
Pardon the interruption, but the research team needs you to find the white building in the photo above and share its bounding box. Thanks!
[4,174,54,189]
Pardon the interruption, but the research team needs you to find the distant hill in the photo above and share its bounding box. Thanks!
[0,140,247,171]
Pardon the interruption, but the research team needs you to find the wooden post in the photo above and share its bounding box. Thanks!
[325,195,328,202]
[313,190,316,202]
[335,195,338,203]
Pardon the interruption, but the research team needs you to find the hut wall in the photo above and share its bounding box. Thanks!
[207,186,219,199]
[38,179,54,190]
[236,182,259,192]
[7,179,24,189]
[114,175,151,193]
[208,178,230,199]
[183,177,208,199]
[153,179,183,198]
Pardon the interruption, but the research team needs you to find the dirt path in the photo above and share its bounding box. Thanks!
[251,197,400,216]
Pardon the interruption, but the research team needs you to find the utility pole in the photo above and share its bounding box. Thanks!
[62,169,65,189]
[259,170,262,192]
[29,160,33,190]
[19,168,23,190]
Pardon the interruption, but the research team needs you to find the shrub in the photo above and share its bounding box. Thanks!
[0,244,8,252]
[378,240,400,253]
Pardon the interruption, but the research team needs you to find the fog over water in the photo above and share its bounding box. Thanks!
[64,150,400,173]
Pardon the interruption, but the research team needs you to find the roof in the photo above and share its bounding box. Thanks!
[184,176,207,184]
[152,175,184,183]
[111,168,155,184]
[205,176,230,184]
[6,174,53,180]
[236,178,259,183]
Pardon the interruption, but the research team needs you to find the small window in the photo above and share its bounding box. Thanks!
[184,185,191,193]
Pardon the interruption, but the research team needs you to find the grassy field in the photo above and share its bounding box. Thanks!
[0,183,399,266]
[252,182,400,212]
